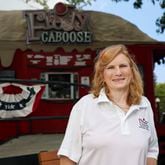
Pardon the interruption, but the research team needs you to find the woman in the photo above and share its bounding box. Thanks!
[57,44,159,165]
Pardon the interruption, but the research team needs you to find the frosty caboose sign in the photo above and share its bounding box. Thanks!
[24,2,92,43]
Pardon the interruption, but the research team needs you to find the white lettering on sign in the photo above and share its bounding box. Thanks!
[46,56,53,66]
[27,53,92,67]
[41,31,92,43]
[59,56,73,65]
[45,55,73,66]
[24,7,92,43]
[74,54,91,66]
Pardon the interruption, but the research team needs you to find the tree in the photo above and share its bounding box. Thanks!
[25,0,94,9]
[155,83,165,96]
[155,83,165,118]
[26,0,165,33]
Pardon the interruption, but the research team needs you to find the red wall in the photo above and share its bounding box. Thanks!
[0,48,95,142]
[0,45,158,142]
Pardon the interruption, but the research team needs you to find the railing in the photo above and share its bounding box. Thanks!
[0,78,90,88]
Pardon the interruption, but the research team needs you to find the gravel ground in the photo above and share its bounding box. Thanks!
[0,134,64,158]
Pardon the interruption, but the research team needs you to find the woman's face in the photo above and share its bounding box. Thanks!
[103,53,132,91]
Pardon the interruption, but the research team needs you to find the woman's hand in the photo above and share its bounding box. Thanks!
[60,156,76,165]
[147,157,157,165]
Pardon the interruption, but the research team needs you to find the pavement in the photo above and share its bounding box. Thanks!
[0,134,64,158]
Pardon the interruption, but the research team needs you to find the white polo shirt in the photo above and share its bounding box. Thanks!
[57,89,159,165]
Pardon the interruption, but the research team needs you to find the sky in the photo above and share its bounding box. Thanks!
[0,0,164,83]
[83,0,165,41]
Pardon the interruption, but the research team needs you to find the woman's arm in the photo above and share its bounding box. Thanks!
[60,156,76,165]
[147,157,157,165]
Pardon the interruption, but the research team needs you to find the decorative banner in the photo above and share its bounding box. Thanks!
[0,83,45,118]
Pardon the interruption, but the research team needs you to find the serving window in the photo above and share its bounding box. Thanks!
[41,72,78,100]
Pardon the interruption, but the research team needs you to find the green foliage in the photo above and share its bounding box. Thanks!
[156,12,165,33]
[66,0,95,8]
[155,83,165,96]
[133,0,143,9]
[155,83,165,116]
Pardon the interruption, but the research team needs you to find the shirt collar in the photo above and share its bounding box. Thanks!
[132,97,148,111]
[97,88,148,111]
[97,88,111,103]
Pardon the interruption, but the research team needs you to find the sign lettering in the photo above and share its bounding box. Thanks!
[41,31,92,43]
[24,3,92,44]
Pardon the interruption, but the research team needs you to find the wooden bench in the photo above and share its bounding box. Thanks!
[38,150,60,165]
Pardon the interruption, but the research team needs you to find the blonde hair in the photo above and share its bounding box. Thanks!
[90,44,143,105]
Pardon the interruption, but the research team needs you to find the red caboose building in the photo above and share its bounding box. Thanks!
[0,3,165,162]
